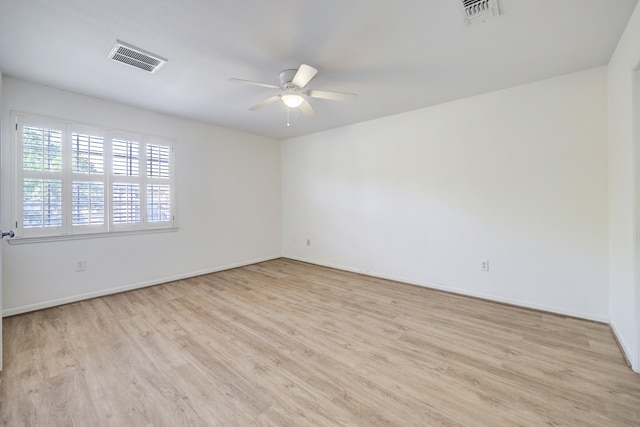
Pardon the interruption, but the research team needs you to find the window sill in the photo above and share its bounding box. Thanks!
[7,227,179,245]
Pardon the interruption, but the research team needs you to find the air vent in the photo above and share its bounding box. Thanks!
[460,0,500,25]
[108,40,167,73]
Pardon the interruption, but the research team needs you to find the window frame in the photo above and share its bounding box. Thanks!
[13,112,176,240]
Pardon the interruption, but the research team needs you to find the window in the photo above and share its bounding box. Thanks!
[15,113,176,238]
[21,122,63,233]
[146,143,172,224]
[70,127,106,231]
[111,136,142,230]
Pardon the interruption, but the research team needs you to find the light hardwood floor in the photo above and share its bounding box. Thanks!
[1,258,639,426]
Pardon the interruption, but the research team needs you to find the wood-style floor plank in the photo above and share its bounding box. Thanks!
[1,258,639,426]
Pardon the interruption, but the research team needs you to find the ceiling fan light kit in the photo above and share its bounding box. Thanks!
[281,92,304,108]
[230,63,356,126]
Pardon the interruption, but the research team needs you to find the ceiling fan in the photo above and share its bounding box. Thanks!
[229,64,356,122]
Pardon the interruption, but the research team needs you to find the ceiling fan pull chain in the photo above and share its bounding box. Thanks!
[286,107,291,127]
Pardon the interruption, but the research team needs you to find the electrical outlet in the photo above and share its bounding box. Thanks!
[306,239,311,246]
[481,260,489,272]
[76,259,86,272]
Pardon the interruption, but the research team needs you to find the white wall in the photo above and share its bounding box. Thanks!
[282,67,609,321]
[608,2,640,372]
[1,77,281,315]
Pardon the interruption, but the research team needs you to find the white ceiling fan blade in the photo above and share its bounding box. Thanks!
[307,89,357,102]
[299,99,317,119]
[249,96,281,110]
[229,78,280,90]
[292,64,318,89]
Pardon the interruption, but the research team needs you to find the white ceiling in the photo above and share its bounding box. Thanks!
[0,0,637,139]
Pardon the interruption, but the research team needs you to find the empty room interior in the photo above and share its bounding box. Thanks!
[1,0,640,425]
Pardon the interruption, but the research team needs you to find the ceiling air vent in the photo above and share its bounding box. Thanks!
[108,40,167,73]
[460,0,500,25]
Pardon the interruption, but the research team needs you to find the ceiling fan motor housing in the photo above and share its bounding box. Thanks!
[279,69,298,89]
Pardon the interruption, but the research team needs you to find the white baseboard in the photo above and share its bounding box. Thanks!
[283,254,610,323]
[609,321,640,373]
[4,253,610,324]
[2,254,282,317]
[609,321,634,367]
